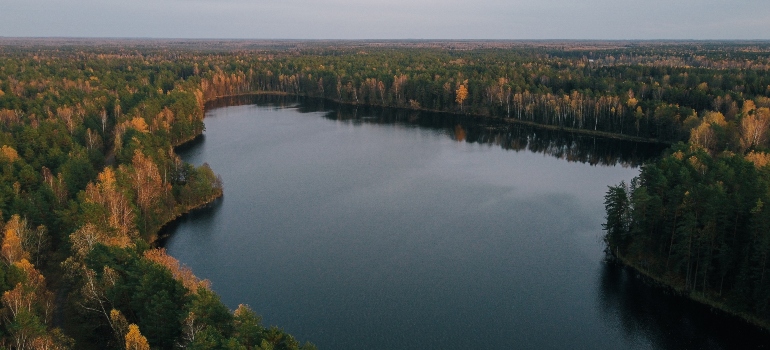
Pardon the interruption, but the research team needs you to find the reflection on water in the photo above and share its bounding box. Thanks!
[206,94,667,167]
[165,97,770,349]
[156,196,223,246]
[599,262,770,349]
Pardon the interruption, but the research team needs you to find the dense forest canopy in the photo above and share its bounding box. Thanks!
[0,39,768,348]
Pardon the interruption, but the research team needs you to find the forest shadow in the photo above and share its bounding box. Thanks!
[598,261,770,349]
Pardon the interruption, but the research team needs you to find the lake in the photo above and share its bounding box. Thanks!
[163,96,767,349]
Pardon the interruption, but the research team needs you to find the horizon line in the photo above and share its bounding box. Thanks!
[2,37,770,42]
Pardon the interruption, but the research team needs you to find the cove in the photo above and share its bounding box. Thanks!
[162,96,766,349]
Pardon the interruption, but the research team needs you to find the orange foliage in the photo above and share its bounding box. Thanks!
[143,248,210,293]
[129,117,149,133]
[2,228,28,265]
[454,125,466,142]
[0,145,19,162]
[125,324,150,350]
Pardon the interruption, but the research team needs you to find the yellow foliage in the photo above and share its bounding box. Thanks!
[69,224,101,257]
[85,167,136,239]
[688,155,706,174]
[152,107,175,132]
[31,333,71,350]
[739,109,770,150]
[689,122,715,151]
[455,85,468,106]
[110,309,130,341]
[97,167,116,188]
[756,96,770,108]
[743,100,757,116]
[71,222,133,259]
[125,324,150,350]
[703,111,726,126]
[745,151,770,168]
[13,258,45,291]
[689,111,727,153]
[2,283,33,319]
[0,145,19,162]
[130,150,167,219]
[234,304,253,318]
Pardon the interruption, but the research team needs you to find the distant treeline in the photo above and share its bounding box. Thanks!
[192,44,770,143]
[215,94,666,167]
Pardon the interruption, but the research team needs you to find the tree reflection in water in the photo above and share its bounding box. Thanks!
[207,94,668,168]
[598,262,770,349]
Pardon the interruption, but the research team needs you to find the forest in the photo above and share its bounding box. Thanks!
[0,39,769,348]
[603,112,770,328]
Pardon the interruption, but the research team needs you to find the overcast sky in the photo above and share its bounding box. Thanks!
[1,0,769,40]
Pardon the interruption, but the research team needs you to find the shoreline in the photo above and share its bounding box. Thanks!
[202,91,671,145]
[157,90,669,245]
[152,194,223,246]
[608,251,770,334]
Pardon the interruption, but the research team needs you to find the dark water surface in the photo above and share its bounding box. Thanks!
[164,97,768,349]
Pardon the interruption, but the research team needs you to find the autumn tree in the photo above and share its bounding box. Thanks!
[125,324,150,350]
[740,107,770,150]
[2,259,57,350]
[127,150,168,234]
[0,145,19,162]
[456,84,469,111]
[2,226,28,266]
[689,111,726,153]
[84,167,136,240]
[143,248,210,293]
[392,74,408,104]
[109,309,130,345]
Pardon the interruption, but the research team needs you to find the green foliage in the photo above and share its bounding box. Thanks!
[1,40,769,347]
[605,143,770,322]
[189,288,235,338]
[603,181,630,252]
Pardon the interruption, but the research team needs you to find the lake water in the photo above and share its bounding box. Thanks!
[164,96,768,349]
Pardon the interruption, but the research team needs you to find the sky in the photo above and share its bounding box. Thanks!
[1,0,769,40]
